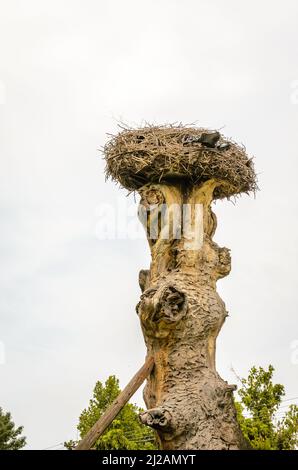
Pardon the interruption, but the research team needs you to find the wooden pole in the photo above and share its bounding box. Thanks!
[74,356,154,450]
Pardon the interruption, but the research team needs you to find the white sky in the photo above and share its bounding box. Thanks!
[0,0,298,449]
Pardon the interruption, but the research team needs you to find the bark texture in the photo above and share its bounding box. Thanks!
[136,179,248,450]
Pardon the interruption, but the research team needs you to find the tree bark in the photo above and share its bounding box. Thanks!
[136,179,248,450]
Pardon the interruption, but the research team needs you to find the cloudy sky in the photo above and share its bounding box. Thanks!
[1,0,298,449]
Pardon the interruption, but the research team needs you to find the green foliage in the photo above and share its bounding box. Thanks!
[65,375,157,450]
[236,365,298,450]
[0,407,26,450]
[66,366,297,450]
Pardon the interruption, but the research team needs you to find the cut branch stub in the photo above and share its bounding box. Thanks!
[137,285,187,338]
[139,408,173,432]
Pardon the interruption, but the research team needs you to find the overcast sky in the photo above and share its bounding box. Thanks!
[1,0,298,450]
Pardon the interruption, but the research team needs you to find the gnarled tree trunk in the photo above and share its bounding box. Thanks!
[137,179,248,450]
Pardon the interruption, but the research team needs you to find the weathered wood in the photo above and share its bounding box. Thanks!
[137,181,249,449]
[75,356,154,450]
[103,124,256,450]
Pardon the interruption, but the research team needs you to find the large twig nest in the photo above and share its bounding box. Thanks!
[104,124,257,199]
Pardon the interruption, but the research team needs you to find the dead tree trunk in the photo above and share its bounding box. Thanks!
[136,180,248,450]
[103,124,257,450]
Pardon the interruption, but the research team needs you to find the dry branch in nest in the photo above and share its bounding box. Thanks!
[103,124,257,199]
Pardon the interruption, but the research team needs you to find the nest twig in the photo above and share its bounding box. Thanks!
[103,124,257,199]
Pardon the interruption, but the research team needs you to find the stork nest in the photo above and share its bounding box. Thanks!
[104,124,257,199]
